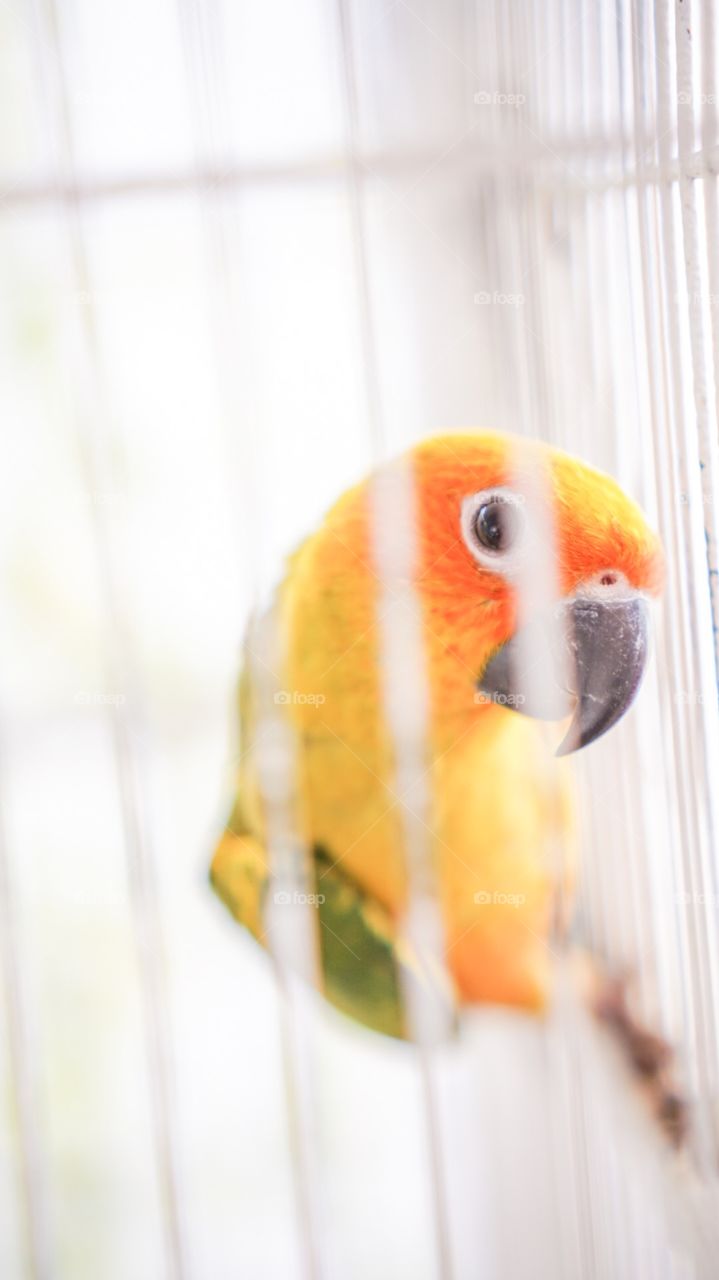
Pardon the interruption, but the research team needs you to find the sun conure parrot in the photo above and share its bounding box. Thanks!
[211,432,663,1039]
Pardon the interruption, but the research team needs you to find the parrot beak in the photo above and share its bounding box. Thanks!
[476,594,650,755]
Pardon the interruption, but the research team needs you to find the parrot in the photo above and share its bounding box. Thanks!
[210,432,663,1040]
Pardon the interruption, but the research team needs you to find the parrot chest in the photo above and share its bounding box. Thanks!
[300,712,574,1008]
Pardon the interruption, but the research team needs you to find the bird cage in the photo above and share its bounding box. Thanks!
[2,1,719,1278]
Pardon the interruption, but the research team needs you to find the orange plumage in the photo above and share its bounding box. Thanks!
[212,433,663,1028]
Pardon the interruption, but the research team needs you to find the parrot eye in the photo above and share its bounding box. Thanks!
[474,499,521,552]
[461,487,527,571]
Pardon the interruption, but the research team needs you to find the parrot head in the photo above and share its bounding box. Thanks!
[404,433,664,753]
[290,432,664,756]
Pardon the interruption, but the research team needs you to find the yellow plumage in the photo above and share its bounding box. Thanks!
[211,433,663,1033]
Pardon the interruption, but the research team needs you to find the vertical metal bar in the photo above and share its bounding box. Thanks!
[334,3,456,1275]
[617,0,691,1048]
[629,0,719,1171]
[369,464,455,1280]
[30,3,189,1275]
[581,6,680,1266]
[0,753,52,1280]
[676,0,719,691]
[632,0,702,1093]
[519,3,605,1274]
[653,0,719,1162]
[673,0,719,1142]
[334,0,385,462]
[701,0,719,651]
[174,4,327,1277]
[247,613,325,1280]
[560,3,636,1269]
[600,0,678,1042]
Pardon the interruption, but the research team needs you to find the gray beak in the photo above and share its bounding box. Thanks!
[476,596,649,756]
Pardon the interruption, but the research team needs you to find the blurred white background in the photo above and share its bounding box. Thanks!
[3,1,719,1278]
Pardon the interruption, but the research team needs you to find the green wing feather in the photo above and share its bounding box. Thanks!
[312,846,406,1038]
[211,827,407,1038]
[211,639,455,1040]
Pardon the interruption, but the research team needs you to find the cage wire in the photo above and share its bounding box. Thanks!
[3,0,719,1277]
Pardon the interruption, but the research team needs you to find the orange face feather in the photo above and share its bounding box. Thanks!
[283,432,663,744]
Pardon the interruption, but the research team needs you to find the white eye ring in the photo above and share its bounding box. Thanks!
[460,487,528,574]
